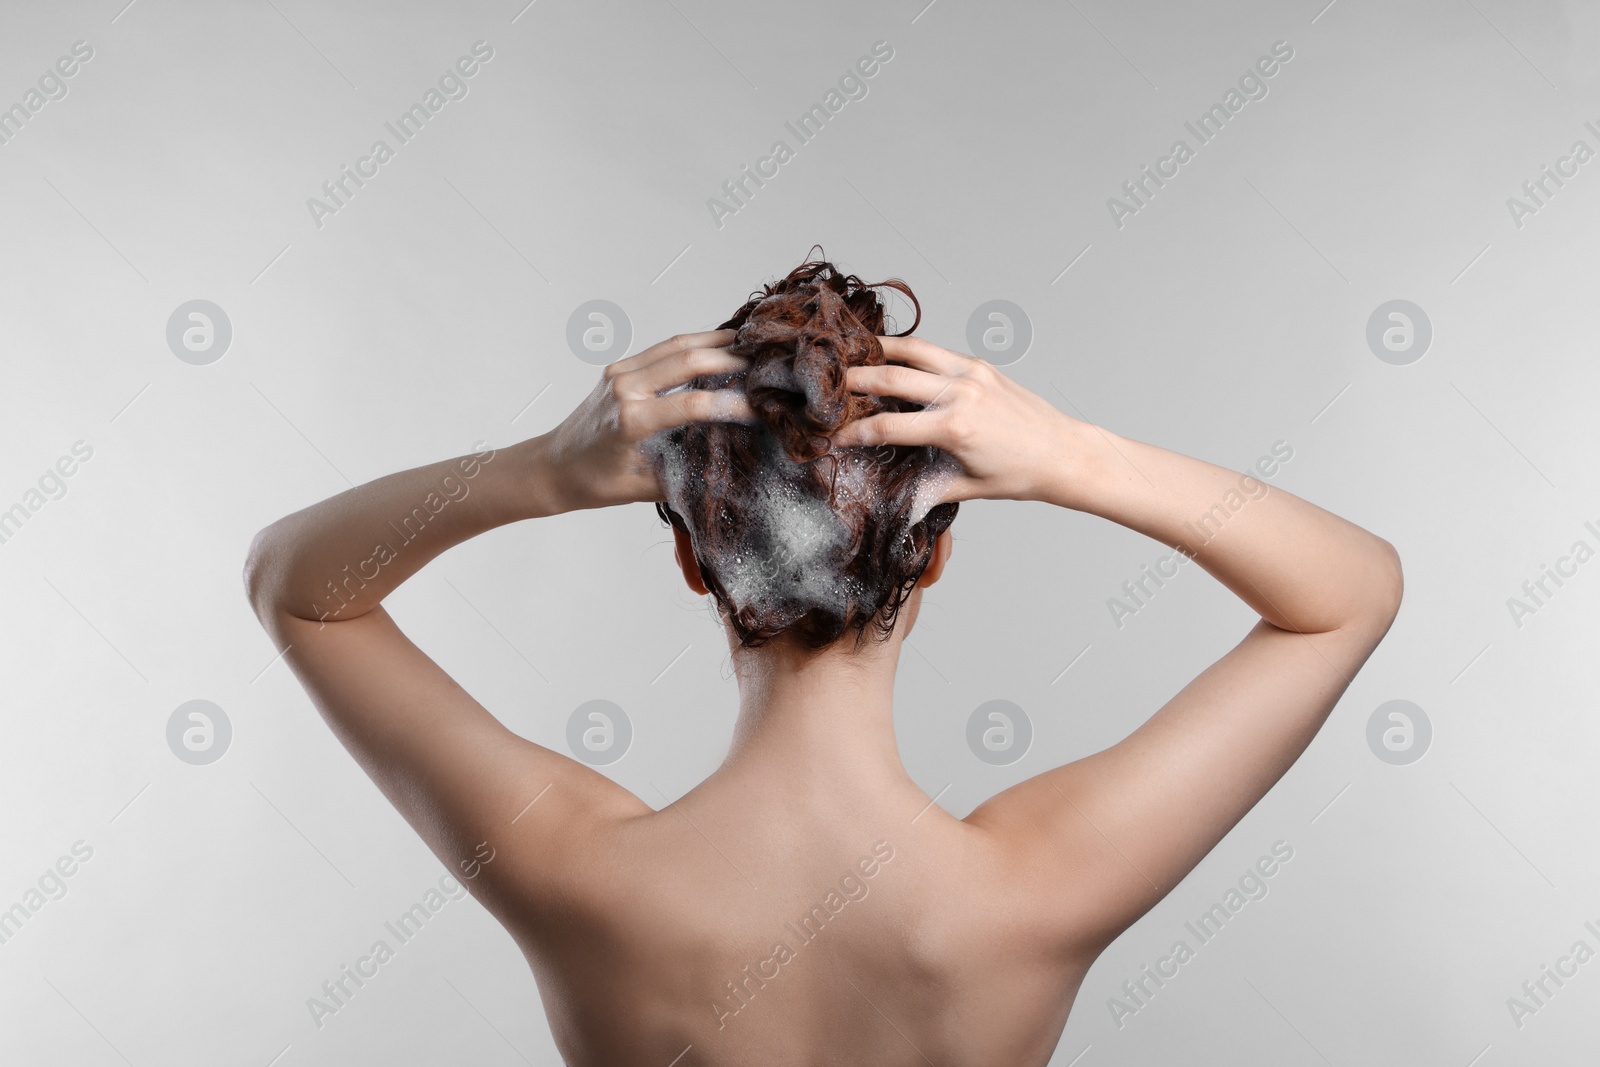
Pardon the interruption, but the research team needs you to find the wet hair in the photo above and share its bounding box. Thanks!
[649,249,960,652]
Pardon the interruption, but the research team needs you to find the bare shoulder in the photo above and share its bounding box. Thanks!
[955,796,1123,955]
[459,759,651,926]
[958,616,1400,953]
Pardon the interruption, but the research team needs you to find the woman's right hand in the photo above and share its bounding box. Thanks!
[830,335,1085,505]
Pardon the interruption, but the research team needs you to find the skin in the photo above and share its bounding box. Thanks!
[245,330,1403,1066]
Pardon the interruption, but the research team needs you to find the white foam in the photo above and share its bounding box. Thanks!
[644,426,954,630]
[905,450,960,527]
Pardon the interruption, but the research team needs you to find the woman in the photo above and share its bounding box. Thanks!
[245,257,1402,1065]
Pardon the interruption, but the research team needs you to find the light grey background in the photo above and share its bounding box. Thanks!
[2,0,1596,1063]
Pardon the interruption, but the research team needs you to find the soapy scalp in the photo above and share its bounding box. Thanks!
[650,251,959,652]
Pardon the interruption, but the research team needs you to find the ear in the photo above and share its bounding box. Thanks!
[914,527,953,588]
[671,523,710,595]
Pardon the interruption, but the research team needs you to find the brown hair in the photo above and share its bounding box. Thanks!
[651,249,959,652]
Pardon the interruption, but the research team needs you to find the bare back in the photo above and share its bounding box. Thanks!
[245,335,1403,1065]
[499,777,1088,1067]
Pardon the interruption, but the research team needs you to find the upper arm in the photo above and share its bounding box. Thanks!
[258,606,648,914]
[967,589,1399,950]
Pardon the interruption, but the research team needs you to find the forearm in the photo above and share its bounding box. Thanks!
[245,437,562,624]
[1047,421,1401,634]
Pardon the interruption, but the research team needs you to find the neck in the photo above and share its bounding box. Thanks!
[718,629,913,795]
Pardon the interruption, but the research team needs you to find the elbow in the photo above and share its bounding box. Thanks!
[242,523,283,621]
[1327,536,1401,641]
[1366,536,1404,629]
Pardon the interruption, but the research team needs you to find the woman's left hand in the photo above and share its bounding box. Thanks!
[538,329,756,511]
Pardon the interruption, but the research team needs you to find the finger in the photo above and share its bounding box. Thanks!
[606,329,736,377]
[877,334,974,376]
[844,363,952,406]
[631,388,758,438]
[830,409,945,450]
[624,345,750,399]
